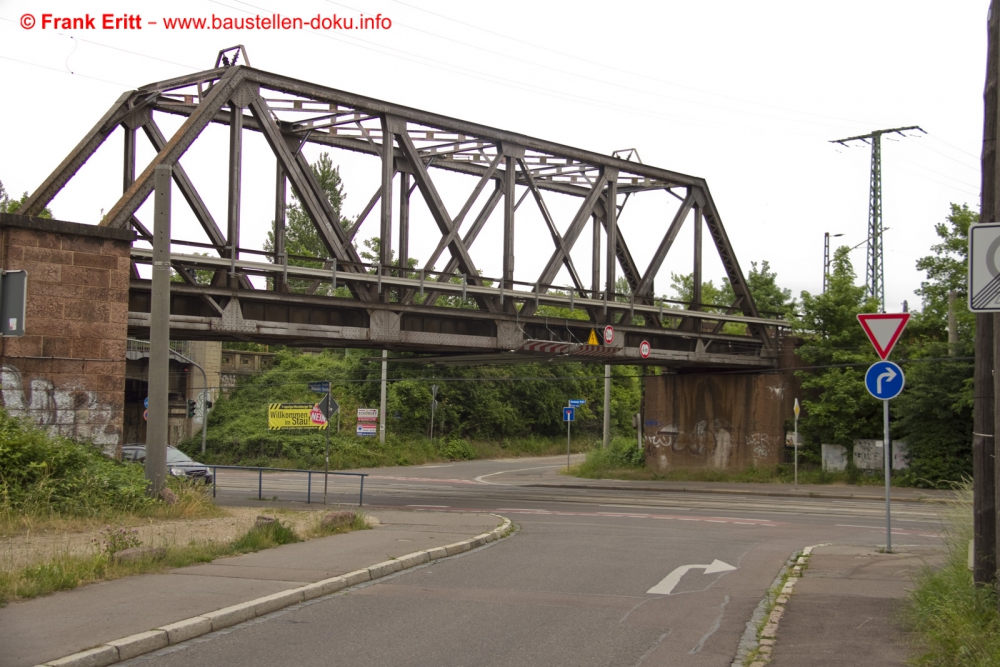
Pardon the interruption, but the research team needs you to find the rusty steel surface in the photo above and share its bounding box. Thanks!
[17,53,788,369]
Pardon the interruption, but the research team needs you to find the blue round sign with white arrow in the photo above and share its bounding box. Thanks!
[864,360,905,400]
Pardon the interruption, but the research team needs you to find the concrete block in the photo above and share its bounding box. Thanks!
[426,546,448,560]
[253,589,305,616]
[395,551,430,569]
[45,645,119,667]
[157,616,212,644]
[342,568,372,586]
[202,601,256,631]
[472,533,491,547]
[368,559,404,579]
[444,541,472,557]
[761,622,778,638]
[107,630,169,660]
[299,577,347,600]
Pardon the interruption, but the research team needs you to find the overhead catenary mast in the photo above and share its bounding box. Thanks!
[830,126,924,311]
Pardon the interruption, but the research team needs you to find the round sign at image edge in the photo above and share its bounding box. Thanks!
[603,325,614,344]
[639,340,650,359]
[864,360,905,400]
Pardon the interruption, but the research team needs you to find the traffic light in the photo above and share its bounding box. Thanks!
[187,400,197,418]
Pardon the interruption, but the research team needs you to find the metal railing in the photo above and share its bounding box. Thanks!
[208,465,367,506]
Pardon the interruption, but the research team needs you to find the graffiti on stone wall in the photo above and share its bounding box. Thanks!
[1,364,118,453]
[746,433,772,463]
[645,420,735,469]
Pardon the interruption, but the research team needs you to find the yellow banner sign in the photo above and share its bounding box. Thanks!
[268,403,328,430]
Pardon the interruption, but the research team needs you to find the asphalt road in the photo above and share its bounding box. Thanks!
[139,456,945,667]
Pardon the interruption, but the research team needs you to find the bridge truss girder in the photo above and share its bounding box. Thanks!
[18,62,783,368]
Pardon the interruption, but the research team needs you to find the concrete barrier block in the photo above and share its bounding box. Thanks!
[299,576,347,600]
[107,629,168,660]
[342,569,371,586]
[444,541,472,556]
[202,601,256,631]
[368,559,404,579]
[45,645,119,667]
[157,616,212,644]
[426,546,448,560]
[253,589,305,616]
[396,551,430,569]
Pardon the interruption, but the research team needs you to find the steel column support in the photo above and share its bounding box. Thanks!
[145,164,172,496]
[398,172,410,278]
[592,214,601,300]
[692,203,703,309]
[503,155,516,292]
[226,103,243,288]
[605,178,619,305]
[379,115,395,301]
[274,162,287,292]
[123,126,136,194]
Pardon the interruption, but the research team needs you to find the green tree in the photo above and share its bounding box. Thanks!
[0,180,52,218]
[912,202,976,342]
[746,260,796,317]
[792,247,881,462]
[892,203,977,487]
[264,154,351,295]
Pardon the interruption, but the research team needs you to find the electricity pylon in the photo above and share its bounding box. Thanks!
[831,126,924,311]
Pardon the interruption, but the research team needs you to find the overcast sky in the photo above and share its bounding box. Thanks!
[0,0,988,313]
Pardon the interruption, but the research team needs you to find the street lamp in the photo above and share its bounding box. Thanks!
[823,232,844,293]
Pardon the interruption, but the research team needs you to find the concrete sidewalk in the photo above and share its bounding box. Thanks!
[0,509,503,667]
[766,544,945,666]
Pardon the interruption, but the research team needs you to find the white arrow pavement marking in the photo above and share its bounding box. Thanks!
[646,560,737,595]
[876,367,897,394]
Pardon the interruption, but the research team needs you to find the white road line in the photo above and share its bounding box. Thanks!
[599,504,692,511]
[474,464,566,485]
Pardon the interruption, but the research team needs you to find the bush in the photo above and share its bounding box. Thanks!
[230,519,299,552]
[0,410,151,515]
[438,438,476,461]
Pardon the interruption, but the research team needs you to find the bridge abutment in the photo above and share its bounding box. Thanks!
[0,214,133,455]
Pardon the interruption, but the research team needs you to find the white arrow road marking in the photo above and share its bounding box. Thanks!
[876,367,897,394]
[647,559,737,595]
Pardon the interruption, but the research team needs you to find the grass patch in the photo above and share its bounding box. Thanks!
[905,482,1000,666]
[0,516,312,606]
[183,433,590,471]
[304,511,370,539]
[573,441,889,486]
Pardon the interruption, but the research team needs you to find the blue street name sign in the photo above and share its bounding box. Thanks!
[563,406,575,422]
[308,381,331,393]
[569,399,586,407]
[864,361,905,401]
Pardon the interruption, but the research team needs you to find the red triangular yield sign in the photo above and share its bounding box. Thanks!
[857,313,910,360]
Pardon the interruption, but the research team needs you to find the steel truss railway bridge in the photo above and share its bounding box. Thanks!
[18,47,787,370]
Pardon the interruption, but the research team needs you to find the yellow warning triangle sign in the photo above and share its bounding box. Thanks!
[587,329,599,345]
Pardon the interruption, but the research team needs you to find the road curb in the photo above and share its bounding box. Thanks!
[35,515,513,667]
[730,543,826,667]
[529,482,950,504]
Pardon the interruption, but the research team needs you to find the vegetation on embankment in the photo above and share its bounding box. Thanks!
[905,484,1000,666]
[0,409,221,536]
[572,439,896,486]
[179,347,639,469]
[0,512,369,606]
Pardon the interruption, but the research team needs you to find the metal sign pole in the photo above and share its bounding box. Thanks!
[566,413,571,471]
[324,385,331,505]
[884,399,892,553]
[793,399,800,488]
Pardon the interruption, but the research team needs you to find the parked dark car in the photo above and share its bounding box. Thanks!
[122,444,214,484]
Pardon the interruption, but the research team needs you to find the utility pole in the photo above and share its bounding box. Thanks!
[978,0,999,591]
[379,350,387,444]
[145,165,171,496]
[823,232,843,292]
[831,126,924,311]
